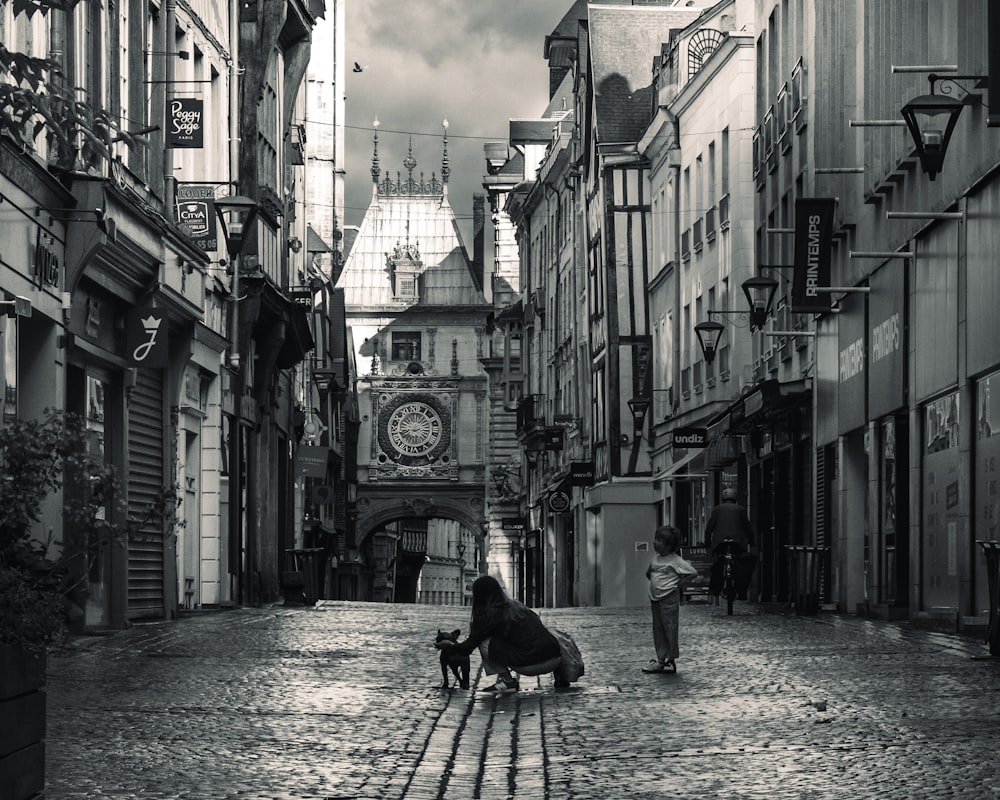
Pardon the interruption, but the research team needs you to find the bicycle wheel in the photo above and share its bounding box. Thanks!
[725,564,735,615]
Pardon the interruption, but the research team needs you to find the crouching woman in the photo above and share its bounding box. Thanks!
[437,575,563,692]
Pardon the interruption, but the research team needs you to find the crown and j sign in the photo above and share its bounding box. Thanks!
[126,308,169,368]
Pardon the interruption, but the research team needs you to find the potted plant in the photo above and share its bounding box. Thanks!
[0,409,106,800]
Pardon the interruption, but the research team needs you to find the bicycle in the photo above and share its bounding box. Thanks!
[718,538,738,616]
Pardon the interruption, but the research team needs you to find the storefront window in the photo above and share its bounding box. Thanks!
[1,317,16,425]
[975,373,1000,615]
[881,419,897,603]
[922,391,961,610]
[84,374,111,627]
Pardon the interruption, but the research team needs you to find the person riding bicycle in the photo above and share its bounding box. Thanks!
[706,488,755,598]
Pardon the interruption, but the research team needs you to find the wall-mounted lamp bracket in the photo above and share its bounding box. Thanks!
[0,296,31,318]
[927,73,989,103]
[816,287,871,294]
[849,250,914,259]
[849,120,907,127]
[886,211,963,220]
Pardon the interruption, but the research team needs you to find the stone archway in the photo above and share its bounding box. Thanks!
[355,484,487,602]
[356,484,486,541]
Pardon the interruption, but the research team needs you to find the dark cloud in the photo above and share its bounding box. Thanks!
[343,0,571,246]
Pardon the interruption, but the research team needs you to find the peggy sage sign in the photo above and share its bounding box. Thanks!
[166,98,204,148]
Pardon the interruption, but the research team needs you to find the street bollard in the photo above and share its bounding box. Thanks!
[977,540,1000,657]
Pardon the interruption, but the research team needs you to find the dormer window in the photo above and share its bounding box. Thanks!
[387,238,423,300]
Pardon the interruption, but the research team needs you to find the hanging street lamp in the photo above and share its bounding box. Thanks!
[695,319,725,366]
[900,92,964,180]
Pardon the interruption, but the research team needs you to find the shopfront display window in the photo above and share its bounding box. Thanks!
[84,374,112,627]
[881,420,897,602]
[1,317,16,425]
[922,391,961,610]
[975,373,1000,616]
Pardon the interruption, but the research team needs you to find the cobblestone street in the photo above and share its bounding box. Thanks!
[44,600,1000,800]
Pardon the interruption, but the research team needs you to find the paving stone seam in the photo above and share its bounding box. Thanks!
[400,666,483,799]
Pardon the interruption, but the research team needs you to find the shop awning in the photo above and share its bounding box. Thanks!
[725,378,811,434]
[657,447,707,481]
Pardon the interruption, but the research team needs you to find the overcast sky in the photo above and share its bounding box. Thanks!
[342,0,572,249]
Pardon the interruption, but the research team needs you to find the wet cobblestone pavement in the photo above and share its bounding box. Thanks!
[44,600,1000,799]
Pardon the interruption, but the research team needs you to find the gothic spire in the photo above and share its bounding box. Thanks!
[441,119,450,185]
[370,117,381,184]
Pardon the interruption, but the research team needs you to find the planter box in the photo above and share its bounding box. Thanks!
[0,644,46,800]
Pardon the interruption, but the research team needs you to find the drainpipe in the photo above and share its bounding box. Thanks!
[229,0,240,187]
[163,0,177,220]
[668,115,682,420]
[228,0,243,604]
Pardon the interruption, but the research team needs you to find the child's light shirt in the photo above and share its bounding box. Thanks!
[646,552,698,600]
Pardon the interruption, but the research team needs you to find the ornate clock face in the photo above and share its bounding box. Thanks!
[376,392,452,468]
[387,401,443,456]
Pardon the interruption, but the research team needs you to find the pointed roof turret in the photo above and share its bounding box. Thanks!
[336,121,484,309]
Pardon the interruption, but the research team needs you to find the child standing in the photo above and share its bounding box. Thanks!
[642,525,698,674]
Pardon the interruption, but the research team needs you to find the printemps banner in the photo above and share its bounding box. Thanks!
[791,197,836,313]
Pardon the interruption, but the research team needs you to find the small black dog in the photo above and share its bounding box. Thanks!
[435,628,470,689]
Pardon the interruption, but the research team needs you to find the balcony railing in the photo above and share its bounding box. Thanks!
[791,57,807,132]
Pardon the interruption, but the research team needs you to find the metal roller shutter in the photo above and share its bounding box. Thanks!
[127,367,166,619]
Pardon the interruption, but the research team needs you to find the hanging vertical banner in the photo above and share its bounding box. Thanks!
[126,307,169,368]
[176,185,217,251]
[166,98,204,148]
[791,197,836,313]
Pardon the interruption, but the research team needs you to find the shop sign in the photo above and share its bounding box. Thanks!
[791,197,836,313]
[544,426,565,451]
[673,427,708,448]
[295,445,329,478]
[33,229,60,288]
[838,291,866,434]
[569,460,595,486]
[166,98,204,148]
[501,517,526,532]
[176,185,217,251]
[868,261,905,418]
[287,287,314,310]
[311,484,334,504]
[126,307,169,368]
[547,490,570,513]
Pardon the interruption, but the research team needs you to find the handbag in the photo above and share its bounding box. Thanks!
[550,627,585,683]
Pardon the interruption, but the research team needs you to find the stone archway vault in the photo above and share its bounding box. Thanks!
[355,484,487,555]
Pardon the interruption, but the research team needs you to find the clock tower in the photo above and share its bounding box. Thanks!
[335,121,490,599]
